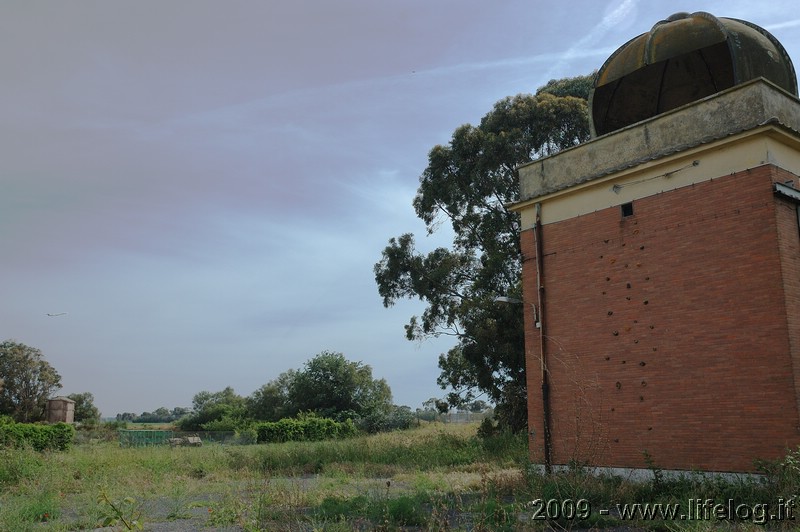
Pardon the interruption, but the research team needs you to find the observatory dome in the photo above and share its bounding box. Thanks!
[590,11,798,137]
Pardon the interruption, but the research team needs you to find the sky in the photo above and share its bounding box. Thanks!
[3,1,800,418]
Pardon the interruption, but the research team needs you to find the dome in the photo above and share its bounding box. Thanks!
[589,12,798,137]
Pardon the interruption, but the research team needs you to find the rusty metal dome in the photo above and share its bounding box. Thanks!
[589,12,798,137]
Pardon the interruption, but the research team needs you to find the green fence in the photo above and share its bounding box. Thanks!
[117,430,237,447]
[118,429,174,447]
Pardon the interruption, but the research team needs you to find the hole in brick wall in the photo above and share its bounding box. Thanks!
[621,202,634,217]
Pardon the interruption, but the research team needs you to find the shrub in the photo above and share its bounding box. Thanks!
[757,445,800,497]
[200,416,241,432]
[254,415,356,443]
[233,427,258,445]
[476,417,498,439]
[0,418,74,451]
[357,405,415,433]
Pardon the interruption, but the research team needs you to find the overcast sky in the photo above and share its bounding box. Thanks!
[3,0,800,417]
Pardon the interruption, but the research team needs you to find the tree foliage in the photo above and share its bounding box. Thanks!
[245,351,395,426]
[116,407,190,424]
[67,392,101,425]
[176,352,395,431]
[177,386,247,431]
[0,340,62,422]
[247,369,296,422]
[287,351,392,421]
[374,75,593,432]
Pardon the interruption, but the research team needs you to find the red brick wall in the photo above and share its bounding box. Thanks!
[522,165,800,472]
[776,169,800,438]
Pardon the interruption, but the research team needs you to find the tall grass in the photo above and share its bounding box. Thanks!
[0,422,527,530]
[3,422,799,530]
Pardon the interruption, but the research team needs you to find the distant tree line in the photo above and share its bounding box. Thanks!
[172,350,413,434]
[115,352,496,432]
[116,406,191,424]
[1,339,488,437]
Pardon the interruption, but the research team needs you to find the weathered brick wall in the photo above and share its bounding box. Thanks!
[522,165,800,472]
[776,169,800,437]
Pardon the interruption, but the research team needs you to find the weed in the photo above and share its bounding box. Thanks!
[163,481,194,520]
[0,446,43,485]
[188,464,208,479]
[206,500,242,528]
[757,445,800,499]
[471,498,515,530]
[643,448,665,490]
[97,490,143,530]
[383,494,426,526]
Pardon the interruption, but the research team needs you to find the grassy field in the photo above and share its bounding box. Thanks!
[1,422,799,531]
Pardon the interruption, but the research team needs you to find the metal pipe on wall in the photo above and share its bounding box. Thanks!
[533,202,552,474]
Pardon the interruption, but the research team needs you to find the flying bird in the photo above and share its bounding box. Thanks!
[46,313,67,317]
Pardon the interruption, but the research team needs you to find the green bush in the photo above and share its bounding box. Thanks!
[0,418,74,451]
[254,415,356,443]
[200,416,241,432]
[233,427,258,445]
[357,405,415,433]
[476,417,498,439]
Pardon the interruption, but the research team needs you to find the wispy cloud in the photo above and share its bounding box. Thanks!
[764,18,800,30]
[542,0,640,81]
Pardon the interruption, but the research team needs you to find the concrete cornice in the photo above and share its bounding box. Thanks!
[514,78,800,205]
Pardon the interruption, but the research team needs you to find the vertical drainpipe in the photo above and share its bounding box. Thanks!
[533,202,552,474]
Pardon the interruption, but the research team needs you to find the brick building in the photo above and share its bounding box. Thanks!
[511,13,800,473]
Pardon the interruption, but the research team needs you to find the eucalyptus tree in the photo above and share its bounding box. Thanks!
[375,75,593,431]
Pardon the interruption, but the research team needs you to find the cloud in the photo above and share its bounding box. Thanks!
[541,0,640,81]
[764,18,800,31]
[4,0,800,417]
